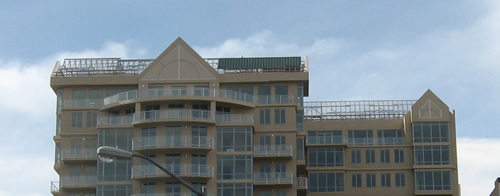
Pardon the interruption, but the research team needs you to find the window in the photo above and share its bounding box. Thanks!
[217,127,252,152]
[55,143,61,164]
[192,126,208,147]
[377,130,404,145]
[275,190,287,196]
[192,154,207,175]
[86,112,97,128]
[217,183,252,196]
[165,183,181,195]
[414,145,450,165]
[89,89,103,106]
[395,149,404,163]
[166,126,182,147]
[141,127,156,147]
[309,172,344,192]
[396,173,405,187]
[413,122,449,143]
[145,104,160,119]
[194,85,209,96]
[352,173,362,188]
[308,147,344,167]
[415,171,451,191]
[380,149,390,163]
[351,150,361,164]
[275,85,289,104]
[217,155,252,179]
[227,86,254,102]
[97,185,132,196]
[72,112,83,128]
[56,115,61,135]
[381,173,391,187]
[297,138,305,160]
[258,86,271,104]
[274,109,286,124]
[97,129,133,181]
[365,150,375,163]
[172,86,187,96]
[72,89,86,107]
[56,89,63,111]
[366,173,376,188]
[348,130,374,145]
[166,154,181,174]
[259,109,270,125]
[141,183,155,194]
[296,110,304,132]
[308,130,343,144]
[192,104,209,118]
[259,191,271,196]
[297,83,304,107]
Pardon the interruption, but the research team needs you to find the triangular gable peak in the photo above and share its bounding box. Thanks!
[139,37,218,81]
[411,89,451,121]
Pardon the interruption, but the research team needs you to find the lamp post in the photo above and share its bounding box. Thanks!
[97,146,205,196]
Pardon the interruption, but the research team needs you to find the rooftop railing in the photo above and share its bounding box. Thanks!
[253,172,294,185]
[304,100,416,120]
[132,164,214,179]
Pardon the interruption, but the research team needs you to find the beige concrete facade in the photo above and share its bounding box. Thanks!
[50,37,459,196]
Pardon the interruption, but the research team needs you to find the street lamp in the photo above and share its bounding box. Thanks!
[97,146,205,196]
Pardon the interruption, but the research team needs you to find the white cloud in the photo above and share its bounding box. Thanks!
[457,138,500,196]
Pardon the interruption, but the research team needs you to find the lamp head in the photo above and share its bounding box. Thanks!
[97,146,133,163]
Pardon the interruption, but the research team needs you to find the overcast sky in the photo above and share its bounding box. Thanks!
[0,0,499,195]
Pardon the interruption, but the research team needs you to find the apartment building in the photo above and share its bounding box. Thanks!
[50,37,460,196]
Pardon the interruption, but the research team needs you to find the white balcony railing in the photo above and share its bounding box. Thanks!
[254,172,294,185]
[132,136,214,150]
[377,137,405,145]
[135,109,213,122]
[61,148,97,161]
[97,115,134,126]
[297,177,308,189]
[132,164,214,179]
[307,136,346,145]
[215,114,254,124]
[254,145,293,157]
[59,175,96,188]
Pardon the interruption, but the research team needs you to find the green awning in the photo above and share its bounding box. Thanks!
[217,57,301,69]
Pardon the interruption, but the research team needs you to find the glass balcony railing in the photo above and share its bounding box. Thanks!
[132,164,214,179]
[348,138,375,146]
[257,95,295,104]
[50,181,59,193]
[63,99,103,108]
[307,136,346,145]
[253,145,293,157]
[135,109,213,122]
[59,175,96,188]
[97,115,134,126]
[377,137,405,145]
[61,148,97,161]
[132,136,214,150]
[297,177,308,189]
[253,172,293,185]
[131,193,215,196]
[215,114,254,124]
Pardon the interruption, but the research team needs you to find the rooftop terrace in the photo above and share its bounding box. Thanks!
[52,57,308,77]
[304,100,416,120]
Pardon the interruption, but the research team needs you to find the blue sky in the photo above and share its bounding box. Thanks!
[1,0,499,195]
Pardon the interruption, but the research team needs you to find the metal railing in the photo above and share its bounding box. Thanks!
[204,58,308,74]
[253,172,294,185]
[131,193,214,196]
[254,145,293,157]
[132,164,214,178]
[304,100,416,120]
[59,175,97,188]
[215,114,254,124]
[52,58,153,77]
[348,138,375,146]
[132,136,214,150]
[377,137,405,145]
[97,115,134,126]
[135,109,213,122]
[50,181,59,193]
[61,148,97,161]
[63,99,103,108]
[297,177,308,189]
[307,136,346,145]
[256,95,295,104]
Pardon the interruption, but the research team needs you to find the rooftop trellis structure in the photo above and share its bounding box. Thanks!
[304,100,417,120]
[52,58,154,77]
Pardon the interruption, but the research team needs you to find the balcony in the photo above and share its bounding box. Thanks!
[307,136,346,145]
[297,177,308,189]
[132,164,214,179]
[254,172,294,185]
[132,193,214,196]
[61,148,97,161]
[134,109,214,124]
[59,175,96,189]
[62,99,103,108]
[377,137,405,145]
[132,136,214,151]
[256,95,295,105]
[215,114,254,124]
[348,138,375,146]
[50,181,59,194]
[97,115,134,126]
[253,145,293,158]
